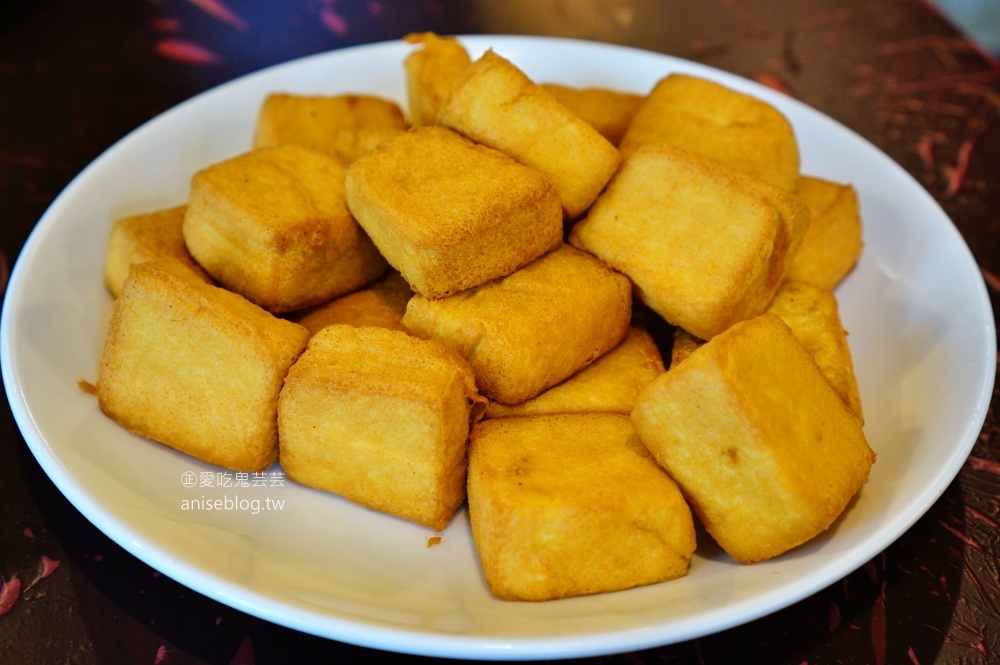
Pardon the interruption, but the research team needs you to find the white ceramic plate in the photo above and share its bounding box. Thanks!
[2,36,995,660]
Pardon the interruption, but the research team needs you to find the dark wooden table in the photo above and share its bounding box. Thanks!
[1,1,998,663]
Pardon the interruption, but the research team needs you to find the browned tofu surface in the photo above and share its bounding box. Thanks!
[438,50,621,219]
[289,270,413,336]
[97,260,310,471]
[539,83,644,146]
[184,144,388,314]
[485,325,664,418]
[468,413,696,601]
[632,313,874,564]
[787,175,864,290]
[619,73,799,191]
[570,144,809,340]
[345,126,562,299]
[403,244,632,405]
[278,325,485,531]
[103,205,210,298]
[252,93,406,163]
[403,32,472,126]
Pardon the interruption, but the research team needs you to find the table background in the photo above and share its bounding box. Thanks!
[1,0,998,663]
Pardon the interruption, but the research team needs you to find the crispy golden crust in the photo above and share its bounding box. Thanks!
[632,314,874,564]
[103,205,211,297]
[184,144,388,314]
[484,325,663,418]
[345,126,563,299]
[787,175,864,290]
[277,325,486,531]
[539,83,644,146]
[766,281,864,423]
[619,73,800,191]
[437,50,621,219]
[289,270,413,336]
[403,244,632,405]
[570,144,809,340]
[252,93,406,162]
[97,259,310,471]
[468,413,696,601]
[403,32,472,126]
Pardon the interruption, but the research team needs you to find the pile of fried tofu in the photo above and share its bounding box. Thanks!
[96,33,873,602]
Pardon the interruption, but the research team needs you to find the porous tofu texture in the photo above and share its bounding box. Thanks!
[632,313,875,564]
[787,175,864,290]
[277,325,486,531]
[669,281,864,423]
[289,270,413,336]
[619,73,800,191]
[184,144,388,314]
[403,244,632,405]
[103,205,210,298]
[97,260,310,471]
[438,50,621,219]
[468,413,696,601]
[345,126,562,299]
[252,93,406,164]
[570,143,809,340]
[539,83,644,146]
[403,32,472,126]
[485,325,664,418]
[766,281,864,423]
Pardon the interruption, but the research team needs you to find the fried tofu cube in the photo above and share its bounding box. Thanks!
[403,32,472,126]
[437,50,621,219]
[786,176,864,290]
[97,260,310,471]
[766,281,863,422]
[252,93,406,164]
[670,282,863,422]
[485,326,663,418]
[289,270,413,336]
[184,144,388,314]
[277,325,486,531]
[403,245,632,405]
[103,205,211,298]
[570,144,809,340]
[632,313,875,564]
[619,73,800,191]
[468,413,696,601]
[539,83,644,146]
[344,126,562,299]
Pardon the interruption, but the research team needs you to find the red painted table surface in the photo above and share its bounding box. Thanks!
[1,1,998,663]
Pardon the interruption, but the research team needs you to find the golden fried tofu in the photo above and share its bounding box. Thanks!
[97,260,310,471]
[485,326,663,418]
[437,50,621,219]
[289,270,413,336]
[786,176,863,290]
[252,93,406,164]
[670,328,703,368]
[632,314,875,564]
[345,126,562,299]
[278,325,486,531]
[468,413,696,601]
[619,73,800,191]
[766,281,863,422]
[184,144,388,314]
[570,144,809,340]
[403,245,632,405]
[403,32,472,126]
[326,127,406,165]
[103,205,211,298]
[539,83,644,146]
